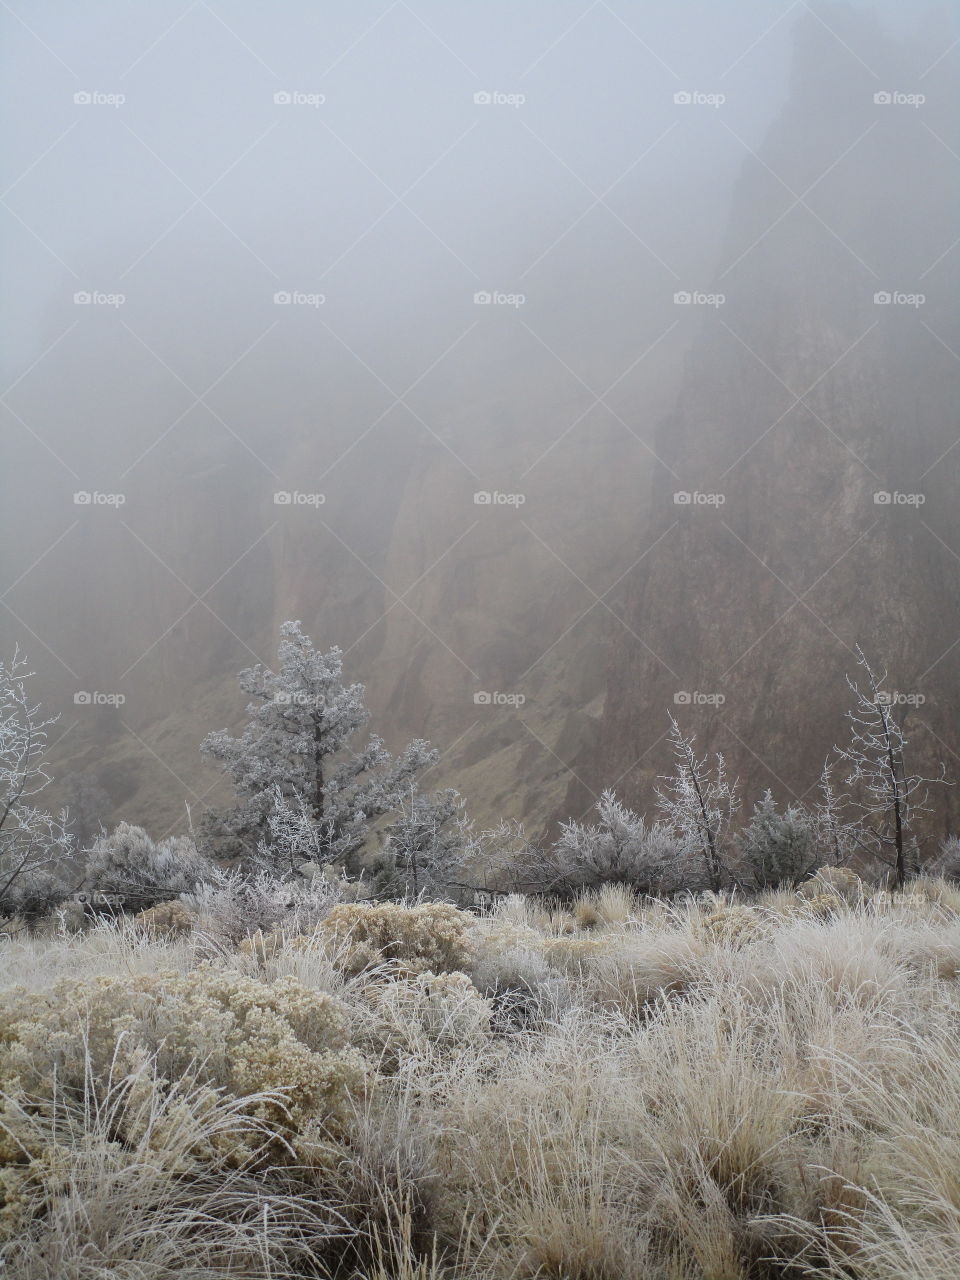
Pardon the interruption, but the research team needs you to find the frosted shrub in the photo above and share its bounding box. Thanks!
[184,866,344,943]
[542,790,689,896]
[697,903,767,948]
[736,790,819,888]
[359,970,491,1068]
[0,648,74,921]
[135,898,197,938]
[321,902,473,976]
[84,822,216,909]
[0,967,366,1273]
[930,835,960,882]
[0,966,367,1161]
[468,916,550,989]
[797,864,864,904]
[657,717,741,892]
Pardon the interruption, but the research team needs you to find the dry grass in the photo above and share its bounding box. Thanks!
[3,882,960,1277]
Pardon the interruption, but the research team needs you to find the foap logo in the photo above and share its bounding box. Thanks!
[674,290,725,308]
[73,490,125,506]
[674,490,725,506]
[873,490,925,507]
[873,90,925,108]
[274,690,324,707]
[474,490,525,507]
[473,290,526,308]
[273,290,325,307]
[74,691,126,707]
[873,290,925,308]
[74,290,125,307]
[473,89,525,107]
[473,690,526,707]
[73,891,124,906]
[273,90,325,107]
[674,690,726,707]
[74,90,125,108]
[274,490,325,507]
[674,90,725,108]
[875,690,926,708]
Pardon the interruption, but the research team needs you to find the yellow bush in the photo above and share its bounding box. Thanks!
[0,965,368,1168]
[698,904,766,948]
[805,892,844,918]
[136,899,196,938]
[321,902,473,976]
[798,865,863,903]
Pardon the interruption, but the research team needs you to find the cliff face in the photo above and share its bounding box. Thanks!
[2,276,675,836]
[564,5,960,832]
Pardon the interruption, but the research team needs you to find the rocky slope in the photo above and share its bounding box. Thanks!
[563,4,960,836]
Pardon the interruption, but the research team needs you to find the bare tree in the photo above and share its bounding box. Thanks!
[809,759,861,868]
[656,715,740,893]
[835,646,947,890]
[0,648,72,916]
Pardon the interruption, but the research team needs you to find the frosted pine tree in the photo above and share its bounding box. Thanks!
[736,788,818,888]
[376,783,467,898]
[201,621,437,863]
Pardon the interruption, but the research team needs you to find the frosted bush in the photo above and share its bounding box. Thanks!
[0,965,368,1163]
[797,864,864,903]
[184,866,344,943]
[542,790,690,896]
[0,966,365,1272]
[135,899,197,938]
[84,822,216,909]
[736,790,819,888]
[930,836,960,882]
[697,903,767,948]
[320,902,473,976]
[359,970,491,1068]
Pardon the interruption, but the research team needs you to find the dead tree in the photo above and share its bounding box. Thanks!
[835,646,947,890]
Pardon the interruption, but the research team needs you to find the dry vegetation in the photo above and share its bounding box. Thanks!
[3,876,960,1279]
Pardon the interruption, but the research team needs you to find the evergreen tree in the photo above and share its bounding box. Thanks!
[736,789,818,888]
[201,621,437,862]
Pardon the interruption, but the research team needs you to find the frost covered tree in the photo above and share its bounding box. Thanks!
[540,789,686,895]
[201,621,438,863]
[376,784,467,898]
[736,789,818,889]
[835,646,947,890]
[656,715,740,893]
[0,648,73,917]
[809,759,860,868]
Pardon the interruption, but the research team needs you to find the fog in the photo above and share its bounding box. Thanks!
[1,0,956,837]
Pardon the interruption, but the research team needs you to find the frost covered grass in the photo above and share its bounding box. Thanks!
[4,883,960,1278]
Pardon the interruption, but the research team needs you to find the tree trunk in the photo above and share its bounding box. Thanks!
[312,714,324,827]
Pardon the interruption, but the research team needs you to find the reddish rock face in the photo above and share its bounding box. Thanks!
[562,7,960,837]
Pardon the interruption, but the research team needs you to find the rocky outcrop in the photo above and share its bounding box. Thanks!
[563,4,960,834]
